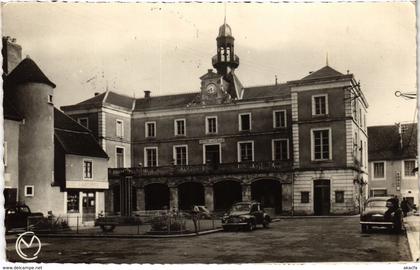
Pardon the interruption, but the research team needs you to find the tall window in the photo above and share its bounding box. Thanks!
[77,118,89,129]
[67,191,80,213]
[145,122,156,138]
[312,128,331,160]
[145,147,158,167]
[372,161,385,179]
[174,119,186,136]
[116,147,124,168]
[174,145,188,165]
[206,116,218,134]
[404,160,416,177]
[116,120,124,138]
[312,94,328,116]
[83,160,93,179]
[238,141,254,162]
[273,110,287,128]
[272,139,289,161]
[239,113,251,131]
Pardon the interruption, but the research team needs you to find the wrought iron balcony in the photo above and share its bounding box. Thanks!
[212,54,240,67]
[109,160,292,179]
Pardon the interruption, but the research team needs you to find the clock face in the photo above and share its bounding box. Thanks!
[206,83,217,94]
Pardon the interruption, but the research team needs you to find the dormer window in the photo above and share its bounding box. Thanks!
[312,94,328,116]
[77,118,89,129]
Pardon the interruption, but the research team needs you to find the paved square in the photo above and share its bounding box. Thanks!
[6,216,412,263]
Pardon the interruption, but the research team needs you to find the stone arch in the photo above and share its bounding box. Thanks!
[213,180,242,211]
[178,182,205,211]
[144,183,170,210]
[251,178,282,214]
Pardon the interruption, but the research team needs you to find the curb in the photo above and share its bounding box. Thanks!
[403,218,419,262]
[272,215,359,220]
[32,228,223,239]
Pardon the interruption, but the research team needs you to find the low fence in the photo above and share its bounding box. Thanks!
[27,211,222,236]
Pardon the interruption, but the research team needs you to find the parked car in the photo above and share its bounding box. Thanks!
[5,203,43,232]
[360,196,403,233]
[222,201,271,231]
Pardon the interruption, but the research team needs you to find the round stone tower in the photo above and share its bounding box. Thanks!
[4,57,60,214]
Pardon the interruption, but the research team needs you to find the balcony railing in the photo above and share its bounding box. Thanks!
[211,54,240,67]
[109,160,292,179]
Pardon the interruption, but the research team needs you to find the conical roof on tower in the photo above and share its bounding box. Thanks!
[4,57,55,88]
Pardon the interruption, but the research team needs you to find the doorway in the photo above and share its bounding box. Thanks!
[204,144,220,165]
[314,180,330,215]
[82,192,96,222]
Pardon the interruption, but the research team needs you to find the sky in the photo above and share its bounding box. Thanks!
[1,2,417,126]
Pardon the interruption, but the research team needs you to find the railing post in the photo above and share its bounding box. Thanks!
[76,216,79,234]
[168,216,171,234]
[26,216,29,232]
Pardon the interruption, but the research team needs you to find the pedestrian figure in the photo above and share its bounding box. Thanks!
[192,205,199,235]
[401,197,410,217]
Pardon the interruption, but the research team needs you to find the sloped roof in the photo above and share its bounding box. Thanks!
[134,92,198,111]
[75,92,106,107]
[105,91,134,109]
[368,124,417,161]
[301,65,344,81]
[54,108,108,158]
[242,83,290,99]
[4,57,55,88]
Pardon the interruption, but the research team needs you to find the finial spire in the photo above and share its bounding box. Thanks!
[224,2,227,25]
[326,52,329,66]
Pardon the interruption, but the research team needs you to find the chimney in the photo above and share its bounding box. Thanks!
[208,69,213,73]
[2,36,22,75]
[144,90,151,99]
[94,92,100,96]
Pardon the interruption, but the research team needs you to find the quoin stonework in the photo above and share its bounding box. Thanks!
[61,22,369,217]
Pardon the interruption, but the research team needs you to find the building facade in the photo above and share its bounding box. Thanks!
[62,23,369,215]
[3,37,109,223]
[368,123,418,206]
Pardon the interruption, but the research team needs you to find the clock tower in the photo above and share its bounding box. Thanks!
[194,21,244,106]
[212,21,240,76]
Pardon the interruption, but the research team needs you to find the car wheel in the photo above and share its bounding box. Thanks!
[247,221,254,231]
[263,219,270,229]
[361,224,368,233]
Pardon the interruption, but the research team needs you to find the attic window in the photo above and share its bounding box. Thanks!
[48,94,53,104]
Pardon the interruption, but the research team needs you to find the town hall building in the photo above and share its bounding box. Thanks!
[62,22,369,216]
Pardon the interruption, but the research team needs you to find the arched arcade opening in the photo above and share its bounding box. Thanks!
[144,183,170,210]
[178,182,205,211]
[213,180,242,211]
[251,179,282,214]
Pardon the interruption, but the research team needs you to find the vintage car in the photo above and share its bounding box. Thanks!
[5,203,44,232]
[222,201,271,231]
[360,196,403,233]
